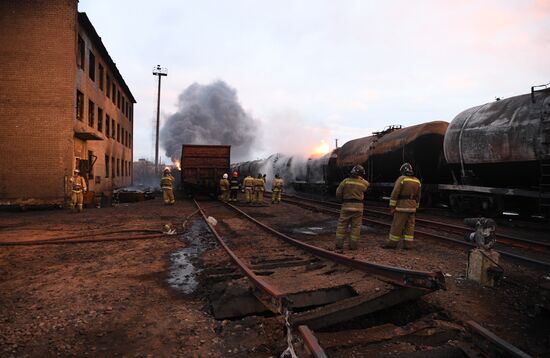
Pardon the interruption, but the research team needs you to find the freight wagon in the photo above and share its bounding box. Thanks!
[180,144,230,196]
[231,82,550,218]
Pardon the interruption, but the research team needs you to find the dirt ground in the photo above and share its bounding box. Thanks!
[1,197,549,357]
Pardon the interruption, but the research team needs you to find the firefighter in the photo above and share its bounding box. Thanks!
[335,165,369,251]
[243,174,255,204]
[69,169,87,212]
[160,167,175,205]
[271,173,284,204]
[384,162,421,250]
[253,173,265,205]
[229,171,240,202]
[219,173,230,201]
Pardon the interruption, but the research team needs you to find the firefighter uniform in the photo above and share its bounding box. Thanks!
[387,175,421,249]
[271,176,284,203]
[253,175,265,204]
[69,171,87,212]
[160,172,175,205]
[335,171,369,250]
[243,175,254,203]
[229,175,240,202]
[219,177,230,201]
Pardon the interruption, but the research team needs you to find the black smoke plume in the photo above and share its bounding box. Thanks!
[160,80,258,162]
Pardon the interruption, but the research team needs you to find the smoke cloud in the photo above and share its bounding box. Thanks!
[160,80,258,162]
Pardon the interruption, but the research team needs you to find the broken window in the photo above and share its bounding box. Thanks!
[116,158,120,177]
[111,157,115,178]
[76,90,84,120]
[105,154,109,178]
[129,103,133,122]
[112,84,116,104]
[77,35,85,69]
[117,123,120,142]
[97,107,103,132]
[88,100,95,127]
[117,90,121,109]
[98,64,104,91]
[111,119,115,138]
[106,75,111,98]
[105,114,110,137]
[89,51,95,81]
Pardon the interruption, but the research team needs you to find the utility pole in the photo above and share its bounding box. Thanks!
[335,138,339,149]
[152,65,167,176]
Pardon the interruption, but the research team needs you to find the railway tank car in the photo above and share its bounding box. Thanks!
[330,121,452,204]
[442,85,550,216]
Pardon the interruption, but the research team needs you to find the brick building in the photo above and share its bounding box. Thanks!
[0,0,136,206]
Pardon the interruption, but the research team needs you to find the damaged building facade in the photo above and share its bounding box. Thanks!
[0,0,136,206]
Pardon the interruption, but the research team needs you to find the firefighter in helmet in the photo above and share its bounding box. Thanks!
[271,173,284,204]
[229,171,240,202]
[219,173,230,201]
[69,169,87,212]
[253,173,265,205]
[243,173,255,204]
[384,162,421,249]
[335,165,369,251]
[160,167,175,205]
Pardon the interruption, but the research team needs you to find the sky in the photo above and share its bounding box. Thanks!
[79,0,550,163]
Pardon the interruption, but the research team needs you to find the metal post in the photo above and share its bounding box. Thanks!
[152,65,167,176]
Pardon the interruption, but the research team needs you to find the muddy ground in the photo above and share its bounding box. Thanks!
[1,197,549,357]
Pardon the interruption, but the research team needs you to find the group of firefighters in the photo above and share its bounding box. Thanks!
[218,172,284,205]
[70,161,420,251]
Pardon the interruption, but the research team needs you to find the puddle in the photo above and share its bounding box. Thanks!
[167,220,216,294]
[291,221,377,235]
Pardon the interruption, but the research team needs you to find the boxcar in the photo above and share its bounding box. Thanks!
[180,144,230,196]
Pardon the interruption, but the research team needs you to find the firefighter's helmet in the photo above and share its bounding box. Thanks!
[164,167,171,173]
[73,169,80,173]
[233,171,238,177]
[223,173,228,179]
[400,162,414,176]
[350,165,365,176]
[275,173,280,178]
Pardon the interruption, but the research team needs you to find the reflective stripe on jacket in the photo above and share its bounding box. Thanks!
[220,178,230,190]
[160,175,174,189]
[272,178,284,192]
[389,175,421,212]
[335,177,369,211]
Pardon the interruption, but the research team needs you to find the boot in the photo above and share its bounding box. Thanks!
[382,240,398,249]
[77,204,83,213]
[403,241,414,250]
[349,240,358,250]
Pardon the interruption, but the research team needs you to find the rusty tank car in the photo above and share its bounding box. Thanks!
[443,85,550,216]
[331,121,451,204]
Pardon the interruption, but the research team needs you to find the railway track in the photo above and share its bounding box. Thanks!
[270,193,550,269]
[192,198,533,357]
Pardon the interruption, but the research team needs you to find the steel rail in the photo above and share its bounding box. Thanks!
[277,195,550,269]
[466,320,532,358]
[279,193,550,253]
[223,201,445,290]
[192,199,284,302]
[297,325,328,358]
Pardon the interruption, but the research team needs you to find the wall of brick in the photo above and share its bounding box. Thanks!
[0,0,135,204]
[74,24,134,197]
[0,0,78,203]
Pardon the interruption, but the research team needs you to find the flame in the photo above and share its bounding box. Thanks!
[173,160,181,171]
[311,140,330,157]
